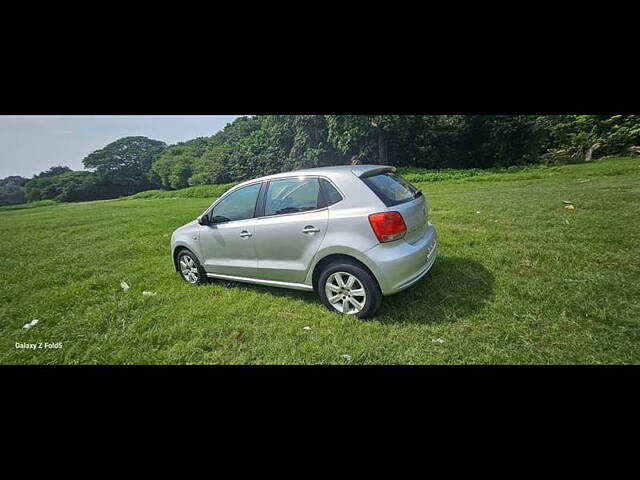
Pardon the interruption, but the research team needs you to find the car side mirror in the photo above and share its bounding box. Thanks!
[210,215,228,224]
[198,213,210,225]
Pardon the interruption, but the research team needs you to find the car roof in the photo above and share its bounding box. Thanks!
[234,164,395,189]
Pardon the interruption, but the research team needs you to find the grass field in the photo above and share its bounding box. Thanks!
[1,157,639,364]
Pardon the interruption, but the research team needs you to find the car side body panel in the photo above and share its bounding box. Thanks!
[254,208,329,283]
[199,218,258,277]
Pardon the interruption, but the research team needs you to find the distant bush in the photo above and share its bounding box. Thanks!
[397,164,541,183]
[125,183,238,200]
[0,199,57,211]
[398,167,489,183]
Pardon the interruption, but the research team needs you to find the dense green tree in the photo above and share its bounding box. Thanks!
[0,175,28,187]
[82,136,167,193]
[75,136,167,199]
[25,168,152,203]
[325,115,405,164]
[0,183,27,205]
[241,115,296,177]
[0,175,29,205]
[151,152,194,189]
[456,115,543,168]
[189,115,295,182]
[326,115,374,162]
[288,115,347,169]
[150,139,211,189]
[539,115,640,161]
[151,148,194,188]
[25,171,93,202]
[189,145,230,185]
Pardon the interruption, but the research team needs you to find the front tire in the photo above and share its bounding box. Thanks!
[177,249,207,285]
[318,260,382,319]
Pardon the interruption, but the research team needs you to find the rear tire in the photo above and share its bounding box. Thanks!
[317,260,382,319]
[176,249,207,285]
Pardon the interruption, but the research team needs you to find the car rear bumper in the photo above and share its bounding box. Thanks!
[361,222,437,295]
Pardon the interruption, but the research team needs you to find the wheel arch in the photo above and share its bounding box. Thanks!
[311,253,381,293]
[172,245,200,272]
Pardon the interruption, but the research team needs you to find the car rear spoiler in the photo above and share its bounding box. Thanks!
[351,165,396,178]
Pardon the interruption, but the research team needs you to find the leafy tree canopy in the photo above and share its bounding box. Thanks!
[83,136,167,174]
[0,175,29,187]
[33,165,73,179]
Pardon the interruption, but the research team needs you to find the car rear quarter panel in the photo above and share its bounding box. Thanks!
[303,172,386,287]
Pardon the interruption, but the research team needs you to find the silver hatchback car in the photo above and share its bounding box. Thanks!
[170,165,437,318]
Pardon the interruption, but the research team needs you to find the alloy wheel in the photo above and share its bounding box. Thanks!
[179,255,200,283]
[324,272,367,315]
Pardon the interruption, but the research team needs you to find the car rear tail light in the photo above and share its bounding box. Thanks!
[368,212,407,243]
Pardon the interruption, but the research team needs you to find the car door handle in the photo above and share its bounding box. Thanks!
[239,230,253,238]
[302,226,320,234]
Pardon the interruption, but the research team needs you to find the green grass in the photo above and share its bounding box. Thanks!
[1,157,639,364]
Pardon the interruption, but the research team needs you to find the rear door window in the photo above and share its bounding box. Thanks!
[361,171,421,207]
[264,178,322,216]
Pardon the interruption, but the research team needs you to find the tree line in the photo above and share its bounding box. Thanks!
[2,115,639,206]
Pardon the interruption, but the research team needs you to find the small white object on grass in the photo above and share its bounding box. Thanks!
[432,337,445,344]
[302,326,312,331]
[22,319,39,330]
[476,211,481,214]
[120,281,130,292]
[142,291,157,296]
[341,354,352,360]
[564,204,575,210]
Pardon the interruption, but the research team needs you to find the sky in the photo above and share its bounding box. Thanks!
[0,115,242,178]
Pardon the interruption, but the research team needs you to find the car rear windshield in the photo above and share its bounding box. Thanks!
[361,171,422,207]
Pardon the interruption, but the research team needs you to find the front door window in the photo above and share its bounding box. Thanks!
[212,183,261,223]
